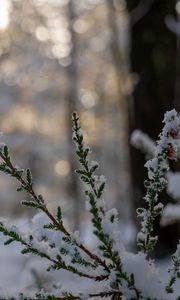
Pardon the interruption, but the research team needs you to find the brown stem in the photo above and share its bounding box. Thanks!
[0,153,110,277]
[50,290,123,300]
[23,240,99,281]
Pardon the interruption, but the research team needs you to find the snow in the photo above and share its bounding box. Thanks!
[99,175,106,184]
[167,172,180,199]
[161,204,180,225]
[122,252,170,300]
[0,143,6,154]
[131,129,155,157]
[89,160,99,169]
[0,216,180,299]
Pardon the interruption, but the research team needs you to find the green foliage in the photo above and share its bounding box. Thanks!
[0,111,180,299]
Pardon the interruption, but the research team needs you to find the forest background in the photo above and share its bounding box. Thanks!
[0,1,179,291]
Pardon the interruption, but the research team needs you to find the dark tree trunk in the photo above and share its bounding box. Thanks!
[127,0,179,257]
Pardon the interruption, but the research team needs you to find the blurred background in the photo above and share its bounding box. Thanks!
[0,0,179,267]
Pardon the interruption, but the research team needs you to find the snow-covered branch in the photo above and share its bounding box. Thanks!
[137,109,180,255]
[0,110,180,299]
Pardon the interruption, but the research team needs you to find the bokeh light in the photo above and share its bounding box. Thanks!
[0,0,11,30]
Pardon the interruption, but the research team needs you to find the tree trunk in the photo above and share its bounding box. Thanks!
[127,0,179,257]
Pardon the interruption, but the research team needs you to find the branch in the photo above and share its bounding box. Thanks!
[130,0,154,26]
[0,146,110,279]
[137,109,180,255]
[2,290,123,300]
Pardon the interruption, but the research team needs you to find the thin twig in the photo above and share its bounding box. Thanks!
[0,152,110,278]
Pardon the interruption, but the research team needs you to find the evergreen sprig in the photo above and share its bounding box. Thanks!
[72,112,141,299]
[137,110,180,255]
[166,247,180,293]
[1,289,124,300]
[0,141,110,280]
[0,118,127,298]
[1,110,180,299]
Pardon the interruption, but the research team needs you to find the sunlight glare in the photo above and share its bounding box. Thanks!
[73,19,88,34]
[54,160,70,176]
[35,26,49,42]
[0,0,11,30]
[80,90,98,109]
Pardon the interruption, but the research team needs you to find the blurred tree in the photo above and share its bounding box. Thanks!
[1,0,172,239]
[106,0,133,219]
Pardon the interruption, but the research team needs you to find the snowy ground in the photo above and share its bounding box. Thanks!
[0,217,136,297]
[0,217,179,299]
